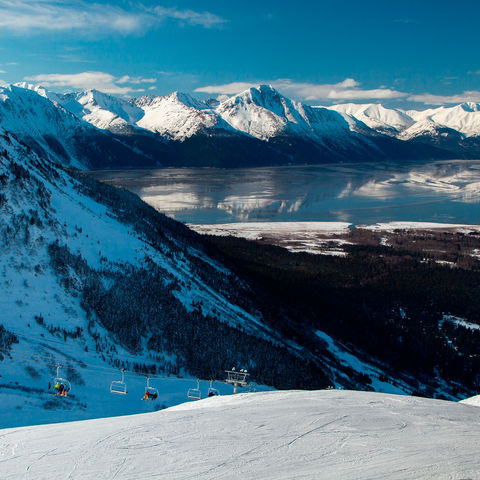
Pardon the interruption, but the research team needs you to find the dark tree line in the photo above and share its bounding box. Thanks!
[204,235,480,397]
[48,241,330,390]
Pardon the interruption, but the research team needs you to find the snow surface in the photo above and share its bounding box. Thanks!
[189,221,480,255]
[328,101,480,139]
[327,103,414,134]
[216,85,352,142]
[359,221,480,233]
[1,389,480,480]
[189,222,352,255]
[461,394,480,407]
[0,85,89,168]
[134,92,225,140]
[408,102,480,137]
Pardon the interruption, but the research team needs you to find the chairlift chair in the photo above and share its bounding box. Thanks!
[207,379,220,397]
[110,369,127,395]
[142,376,159,401]
[187,379,202,400]
[51,365,71,397]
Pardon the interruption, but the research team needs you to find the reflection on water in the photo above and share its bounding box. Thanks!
[89,160,480,225]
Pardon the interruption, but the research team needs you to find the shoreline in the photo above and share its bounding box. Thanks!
[189,221,480,256]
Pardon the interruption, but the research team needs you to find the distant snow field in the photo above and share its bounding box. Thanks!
[1,390,480,480]
[189,221,480,255]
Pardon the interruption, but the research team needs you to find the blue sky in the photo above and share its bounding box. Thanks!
[0,0,479,107]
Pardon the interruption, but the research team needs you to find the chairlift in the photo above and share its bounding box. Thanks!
[187,379,202,400]
[224,367,250,394]
[110,369,127,395]
[50,365,71,397]
[142,376,159,401]
[207,379,220,397]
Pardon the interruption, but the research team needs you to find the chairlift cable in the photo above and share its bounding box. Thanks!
[0,345,226,384]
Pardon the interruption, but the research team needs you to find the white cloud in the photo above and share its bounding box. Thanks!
[195,82,259,95]
[0,1,226,35]
[0,79,7,87]
[23,71,155,94]
[152,6,227,28]
[327,87,408,100]
[194,78,407,101]
[0,69,5,73]
[408,91,480,105]
[117,75,157,85]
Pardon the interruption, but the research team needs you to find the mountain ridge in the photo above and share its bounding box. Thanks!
[0,83,470,170]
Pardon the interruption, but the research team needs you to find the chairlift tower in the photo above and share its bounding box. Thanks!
[224,367,250,394]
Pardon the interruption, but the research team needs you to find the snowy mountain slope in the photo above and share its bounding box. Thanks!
[0,85,154,169]
[2,390,480,480]
[327,102,480,139]
[214,85,393,162]
[328,103,414,135]
[216,85,355,142]
[408,102,480,137]
[461,394,480,406]
[398,119,464,142]
[53,88,232,140]
[0,127,336,426]
[0,84,87,168]
[56,89,229,140]
[59,89,144,133]
[325,101,480,157]
[133,92,232,140]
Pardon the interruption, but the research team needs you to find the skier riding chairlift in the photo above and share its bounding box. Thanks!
[141,377,159,401]
[142,390,158,401]
[50,365,71,397]
[207,380,220,397]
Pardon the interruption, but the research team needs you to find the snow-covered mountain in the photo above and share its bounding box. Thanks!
[0,82,464,169]
[327,101,480,138]
[215,84,347,140]
[133,92,231,140]
[326,101,480,157]
[2,390,480,479]
[0,84,154,169]
[408,102,480,137]
[56,89,229,140]
[59,89,144,133]
[328,102,415,135]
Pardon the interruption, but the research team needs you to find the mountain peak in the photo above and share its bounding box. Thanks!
[164,91,208,110]
[242,84,283,101]
[459,102,480,113]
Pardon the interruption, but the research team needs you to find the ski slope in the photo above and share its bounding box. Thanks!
[1,390,479,480]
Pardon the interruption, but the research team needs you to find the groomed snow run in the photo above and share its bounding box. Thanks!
[1,390,480,479]
[460,394,480,407]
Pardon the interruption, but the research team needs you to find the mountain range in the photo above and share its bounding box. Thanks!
[2,83,480,170]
